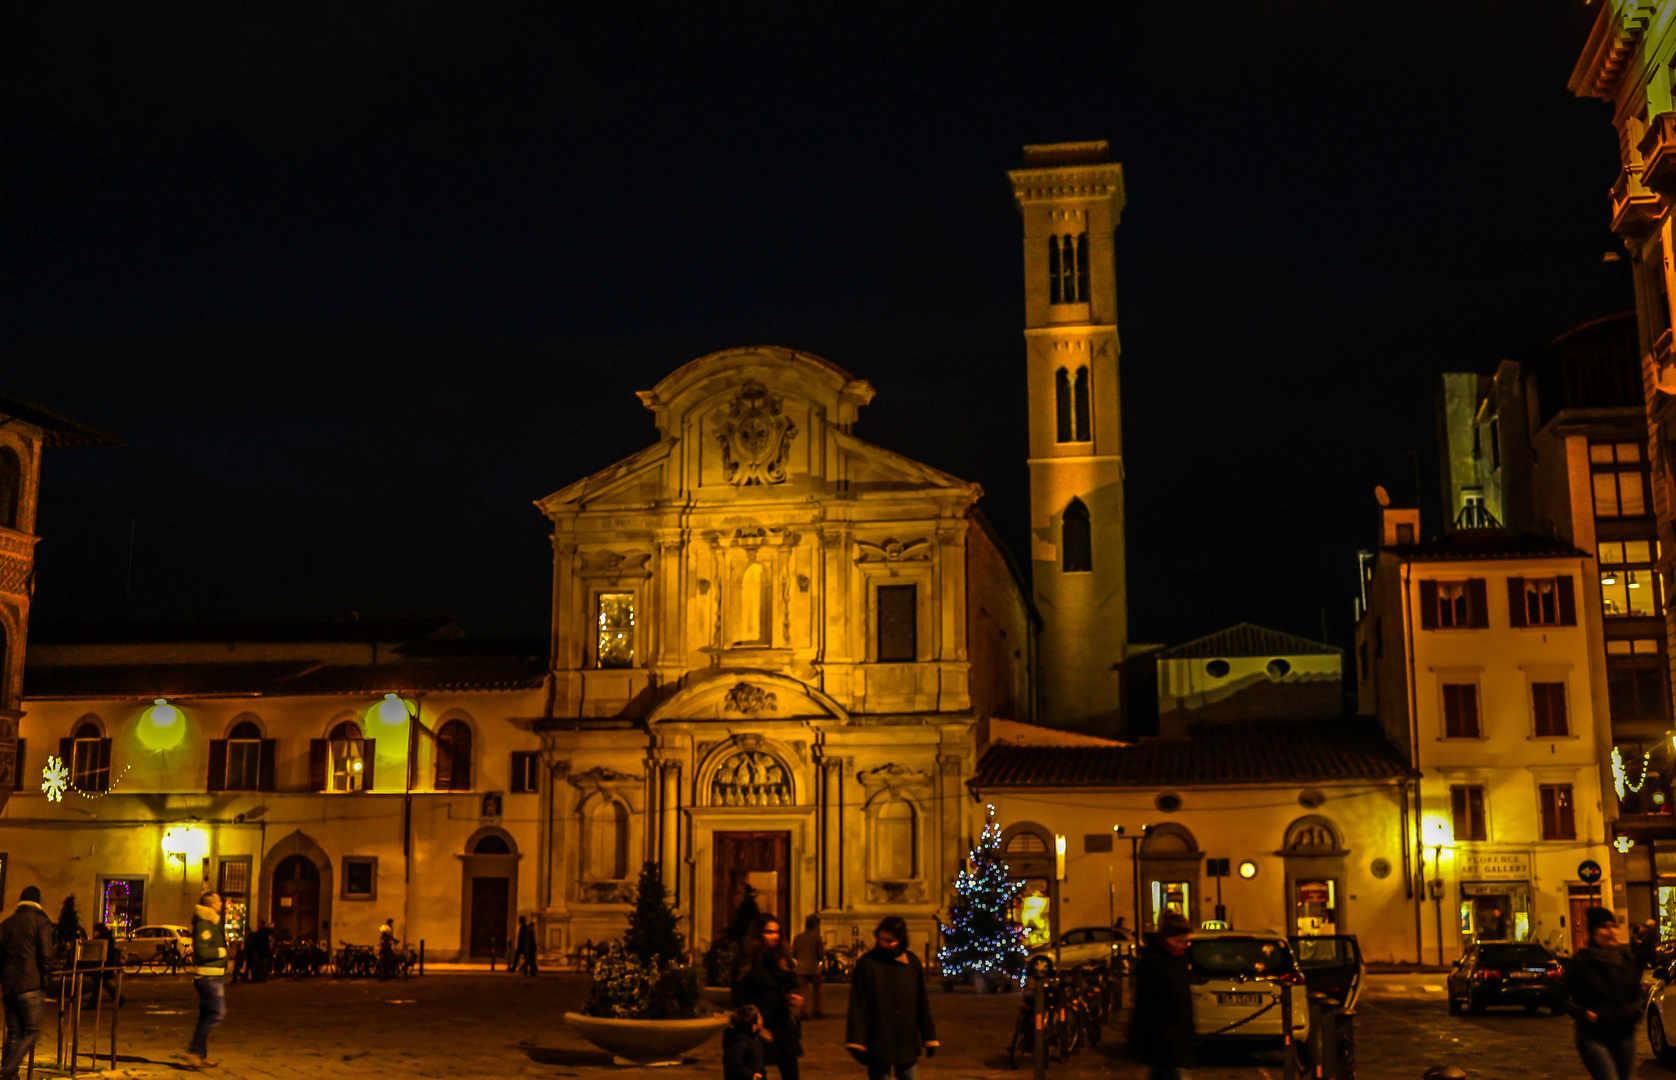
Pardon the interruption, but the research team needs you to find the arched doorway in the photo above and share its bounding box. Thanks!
[1000,822,1058,949]
[271,855,321,943]
[1140,823,1202,929]
[259,830,333,944]
[1281,815,1347,936]
[460,827,519,961]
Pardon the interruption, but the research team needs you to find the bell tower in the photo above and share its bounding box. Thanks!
[1009,141,1128,728]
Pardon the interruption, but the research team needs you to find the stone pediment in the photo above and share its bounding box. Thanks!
[646,670,847,725]
[538,439,674,512]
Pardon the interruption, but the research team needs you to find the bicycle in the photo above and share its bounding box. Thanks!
[148,939,185,975]
[1009,956,1073,1068]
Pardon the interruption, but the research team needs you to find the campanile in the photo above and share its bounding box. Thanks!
[1008,141,1128,728]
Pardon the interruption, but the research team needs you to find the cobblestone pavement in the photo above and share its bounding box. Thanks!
[37,971,1676,1080]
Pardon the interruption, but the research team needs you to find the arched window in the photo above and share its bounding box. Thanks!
[1071,366,1091,442]
[0,448,20,531]
[1055,368,1073,443]
[68,720,111,793]
[1048,235,1063,304]
[474,833,511,855]
[1074,233,1089,302]
[1004,829,1049,855]
[584,799,629,880]
[737,561,765,645]
[225,719,264,791]
[1062,497,1092,573]
[870,798,917,881]
[328,720,367,793]
[435,719,472,792]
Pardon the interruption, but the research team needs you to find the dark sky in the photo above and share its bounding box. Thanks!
[0,1,1633,649]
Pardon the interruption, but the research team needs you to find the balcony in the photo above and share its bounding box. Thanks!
[1613,168,1663,237]
[1643,114,1676,194]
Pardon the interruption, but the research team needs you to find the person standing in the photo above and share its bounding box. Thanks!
[83,923,120,1005]
[733,914,803,1080]
[1561,907,1644,1080]
[0,886,56,1080]
[515,916,539,977]
[1128,912,1195,1080]
[178,891,228,1070]
[249,920,272,983]
[791,915,825,1019]
[844,916,938,1080]
[723,1005,767,1080]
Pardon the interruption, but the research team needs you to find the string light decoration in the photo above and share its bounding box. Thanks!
[1613,746,1655,799]
[937,805,1027,983]
[40,755,132,802]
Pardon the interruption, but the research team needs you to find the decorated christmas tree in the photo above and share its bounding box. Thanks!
[938,806,1027,982]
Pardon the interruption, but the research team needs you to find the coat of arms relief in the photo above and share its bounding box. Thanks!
[713,381,797,486]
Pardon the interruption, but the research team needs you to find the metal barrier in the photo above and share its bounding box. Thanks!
[40,949,124,1079]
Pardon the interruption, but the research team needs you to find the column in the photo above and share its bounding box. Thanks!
[819,754,851,911]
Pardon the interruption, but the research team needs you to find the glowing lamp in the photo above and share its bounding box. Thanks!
[1421,814,1454,846]
[161,825,209,864]
[1603,573,1618,586]
[139,698,186,751]
[1054,835,1066,881]
[376,693,414,726]
[1615,835,1636,854]
[1238,861,1258,879]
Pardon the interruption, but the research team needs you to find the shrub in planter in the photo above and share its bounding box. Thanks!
[580,863,705,1021]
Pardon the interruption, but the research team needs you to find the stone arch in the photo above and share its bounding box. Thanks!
[1280,814,1348,936]
[322,709,363,740]
[259,829,333,943]
[1139,823,1202,930]
[696,736,801,808]
[646,669,848,726]
[465,825,518,855]
[864,787,920,883]
[433,711,476,792]
[224,711,266,739]
[1140,822,1199,856]
[998,820,1058,947]
[460,826,520,960]
[70,712,106,738]
[1282,814,1345,855]
[577,793,630,880]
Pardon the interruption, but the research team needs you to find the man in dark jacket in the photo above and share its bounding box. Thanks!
[1128,912,1196,1080]
[0,886,55,1080]
[1561,907,1644,1080]
[845,916,938,1080]
[177,892,228,1070]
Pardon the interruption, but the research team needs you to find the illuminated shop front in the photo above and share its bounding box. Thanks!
[999,822,1059,947]
[1456,850,1533,943]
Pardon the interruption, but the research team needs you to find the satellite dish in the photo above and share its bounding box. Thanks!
[1374,485,1391,507]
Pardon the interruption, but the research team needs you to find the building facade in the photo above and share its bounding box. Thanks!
[1010,142,1129,729]
[1357,510,1615,958]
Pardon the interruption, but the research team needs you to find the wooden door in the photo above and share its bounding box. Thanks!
[470,876,510,958]
[271,855,320,943]
[712,831,790,943]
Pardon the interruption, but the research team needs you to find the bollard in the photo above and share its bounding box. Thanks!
[419,940,425,976]
[1337,1007,1355,1080]
[1032,979,1046,1080]
[1315,1001,1335,1080]
[1282,982,1298,1080]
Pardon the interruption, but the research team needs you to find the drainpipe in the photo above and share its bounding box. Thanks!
[1402,561,1425,965]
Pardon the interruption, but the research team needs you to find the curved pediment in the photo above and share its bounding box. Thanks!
[646,670,847,725]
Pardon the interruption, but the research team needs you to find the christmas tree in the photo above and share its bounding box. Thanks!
[938,806,1027,981]
[623,861,684,970]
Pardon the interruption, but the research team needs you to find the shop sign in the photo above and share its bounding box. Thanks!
[1297,881,1331,904]
[1457,851,1530,881]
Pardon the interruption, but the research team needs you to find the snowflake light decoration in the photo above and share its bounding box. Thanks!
[41,755,68,803]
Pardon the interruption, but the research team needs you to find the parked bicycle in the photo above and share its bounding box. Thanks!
[147,939,185,975]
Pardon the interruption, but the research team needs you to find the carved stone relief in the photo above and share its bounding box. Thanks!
[723,683,777,716]
[857,762,933,791]
[579,550,652,581]
[711,750,792,807]
[714,381,798,486]
[855,538,930,563]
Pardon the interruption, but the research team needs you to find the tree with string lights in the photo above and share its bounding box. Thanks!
[937,806,1027,985]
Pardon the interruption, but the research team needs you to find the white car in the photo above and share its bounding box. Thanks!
[119,924,192,962]
[1026,926,1130,967]
[1647,963,1676,1063]
[1187,930,1312,1054]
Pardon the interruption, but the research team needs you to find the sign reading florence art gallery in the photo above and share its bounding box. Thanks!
[1457,851,1531,881]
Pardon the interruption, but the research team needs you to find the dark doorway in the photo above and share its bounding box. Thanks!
[271,855,320,943]
[712,831,790,943]
[470,876,510,958]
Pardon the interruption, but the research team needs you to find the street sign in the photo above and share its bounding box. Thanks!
[1578,859,1603,884]
[1206,858,1231,877]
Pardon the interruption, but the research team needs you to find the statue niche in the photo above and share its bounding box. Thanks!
[711,750,792,807]
[714,382,797,486]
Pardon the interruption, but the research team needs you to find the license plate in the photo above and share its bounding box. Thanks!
[1510,972,1540,981]
[1217,992,1268,1006]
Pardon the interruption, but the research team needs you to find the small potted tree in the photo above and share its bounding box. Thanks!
[564,863,726,1065]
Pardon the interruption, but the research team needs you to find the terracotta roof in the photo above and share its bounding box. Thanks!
[23,656,547,700]
[1388,531,1586,561]
[0,390,122,448]
[969,720,1411,788]
[1157,623,1339,659]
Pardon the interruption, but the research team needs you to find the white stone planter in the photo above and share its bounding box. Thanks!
[702,985,734,1010]
[563,1011,729,1066]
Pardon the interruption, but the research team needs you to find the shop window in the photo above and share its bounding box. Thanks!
[1591,443,1650,517]
[64,721,111,793]
[1539,784,1577,840]
[1531,682,1569,737]
[876,584,917,662]
[1011,880,1052,948]
[434,720,473,792]
[869,797,917,881]
[1450,785,1487,842]
[99,877,145,938]
[510,750,541,794]
[1600,540,1661,617]
[584,799,629,880]
[218,858,250,942]
[1442,683,1481,739]
[1419,579,1487,630]
[596,592,636,668]
[341,856,377,901]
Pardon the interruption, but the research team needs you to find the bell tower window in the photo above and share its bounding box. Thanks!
[1048,236,1063,304]
[1048,233,1088,304]
[1062,498,1092,573]
[1055,368,1073,442]
[1072,367,1090,442]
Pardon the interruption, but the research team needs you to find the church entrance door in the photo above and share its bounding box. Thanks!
[712,832,790,943]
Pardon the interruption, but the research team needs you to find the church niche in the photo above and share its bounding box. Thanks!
[710,750,792,807]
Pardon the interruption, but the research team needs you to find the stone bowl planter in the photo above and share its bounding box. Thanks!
[702,985,733,1010]
[563,1012,729,1066]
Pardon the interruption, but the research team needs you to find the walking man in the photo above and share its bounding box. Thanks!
[0,886,55,1080]
[1128,912,1195,1080]
[515,916,539,977]
[845,916,938,1080]
[792,915,825,1019]
[178,891,228,1069]
[1561,907,1644,1080]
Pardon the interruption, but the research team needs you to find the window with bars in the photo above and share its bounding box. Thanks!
[1531,682,1569,737]
[1591,442,1650,517]
[1450,785,1487,842]
[1054,367,1091,443]
[876,584,917,662]
[1539,784,1576,840]
[1442,683,1481,738]
[1048,232,1088,304]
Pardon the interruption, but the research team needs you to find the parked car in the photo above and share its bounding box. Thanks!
[1186,930,1311,1053]
[119,925,193,963]
[1445,941,1562,1015]
[1026,926,1127,967]
[1646,960,1676,1062]
[1290,934,1365,1010]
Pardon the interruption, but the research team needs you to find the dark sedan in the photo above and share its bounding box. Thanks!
[1446,941,1563,1015]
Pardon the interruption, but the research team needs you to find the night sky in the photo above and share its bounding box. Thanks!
[0,2,1634,651]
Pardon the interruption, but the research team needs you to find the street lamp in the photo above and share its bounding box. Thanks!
[1115,824,1152,935]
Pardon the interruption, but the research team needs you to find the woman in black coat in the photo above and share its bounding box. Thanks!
[733,914,803,1080]
[1560,907,1644,1080]
[845,916,938,1080]
[1128,913,1196,1080]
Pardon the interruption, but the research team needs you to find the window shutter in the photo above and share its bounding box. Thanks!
[12,738,23,791]
[434,742,452,792]
[1419,580,1438,630]
[1557,575,1577,625]
[97,737,112,792]
[59,737,72,773]
[309,740,328,792]
[1552,685,1569,736]
[258,740,276,792]
[510,753,527,795]
[454,731,471,792]
[1532,687,1550,737]
[361,739,375,790]
[1559,786,1576,839]
[1467,578,1489,628]
[1506,577,1527,628]
[206,741,228,793]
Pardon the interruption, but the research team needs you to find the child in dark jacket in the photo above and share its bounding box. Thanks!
[723,1005,766,1080]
